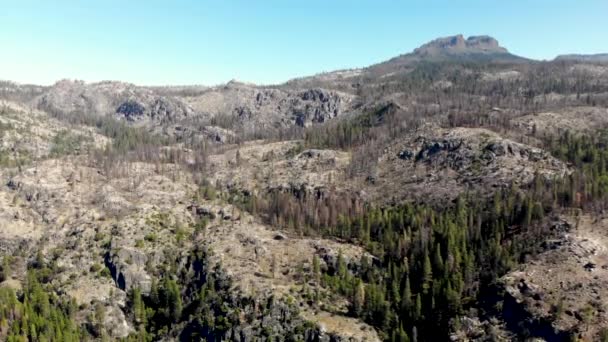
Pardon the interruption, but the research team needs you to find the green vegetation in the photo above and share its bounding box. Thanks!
[144,233,157,243]
[96,117,168,154]
[125,248,238,341]
[48,110,172,161]
[50,130,92,156]
[239,127,608,340]
[284,142,305,158]
[0,256,11,282]
[547,129,608,207]
[309,190,548,340]
[304,104,396,150]
[0,149,30,168]
[0,270,84,341]
[196,182,217,202]
[89,263,103,273]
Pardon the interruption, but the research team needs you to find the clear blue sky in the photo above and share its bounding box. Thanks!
[1,0,607,86]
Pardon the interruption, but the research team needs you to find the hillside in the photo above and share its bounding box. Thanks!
[1,34,608,341]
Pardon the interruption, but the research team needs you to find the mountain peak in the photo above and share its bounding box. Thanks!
[413,34,508,57]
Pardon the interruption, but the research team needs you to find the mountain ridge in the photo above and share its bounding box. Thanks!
[4,34,607,89]
[555,53,608,62]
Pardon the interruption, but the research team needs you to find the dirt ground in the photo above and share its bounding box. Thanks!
[503,214,608,340]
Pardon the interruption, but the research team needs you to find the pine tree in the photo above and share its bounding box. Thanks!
[353,279,365,317]
[397,324,410,342]
[94,302,105,337]
[337,250,347,280]
[422,250,433,295]
[0,256,10,281]
[433,244,444,275]
[312,255,321,284]
[413,293,422,321]
[132,288,145,326]
[401,276,412,318]
[150,279,159,307]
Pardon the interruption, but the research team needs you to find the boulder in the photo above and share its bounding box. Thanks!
[398,149,415,160]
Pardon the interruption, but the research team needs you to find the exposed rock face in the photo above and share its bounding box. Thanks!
[37,80,195,124]
[105,247,153,294]
[512,107,608,135]
[449,316,512,341]
[206,140,351,200]
[103,305,133,338]
[115,100,146,119]
[32,79,357,141]
[499,215,608,341]
[173,240,379,342]
[37,79,110,115]
[294,88,346,126]
[413,34,509,57]
[369,126,569,204]
[115,96,193,122]
[185,82,356,132]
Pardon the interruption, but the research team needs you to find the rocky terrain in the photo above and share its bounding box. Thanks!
[0,135,380,340]
[502,215,608,341]
[1,34,608,341]
[203,124,569,207]
[368,125,568,204]
[412,35,509,58]
[24,78,359,141]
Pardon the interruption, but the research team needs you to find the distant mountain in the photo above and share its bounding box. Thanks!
[412,34,508,57]
[3,34,604,140]
[555,53,608,63]
[287,34,528,87]
[368,34,527,75]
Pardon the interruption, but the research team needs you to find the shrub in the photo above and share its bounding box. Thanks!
[144,233,157,242]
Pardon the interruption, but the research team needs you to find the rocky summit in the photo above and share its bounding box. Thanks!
[413,34,509,57]
[1,31,608,342]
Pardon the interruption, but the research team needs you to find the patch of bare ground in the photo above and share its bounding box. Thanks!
[512,107,608,136]
[301,310,379,341]
[207,140,351,195]
[199,206,380,341]
[502,214,608,341]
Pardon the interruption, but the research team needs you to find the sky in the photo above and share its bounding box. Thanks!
[1,0,607,86]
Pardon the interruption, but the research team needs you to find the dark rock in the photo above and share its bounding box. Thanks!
[584,262,596,271]
[485,142,506,156]
[104,249,152,294]
[273,233,288,241]
[219,207,232,220]
[116,100,145,119]
[6,179,20,190]
[398,149,415,160]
